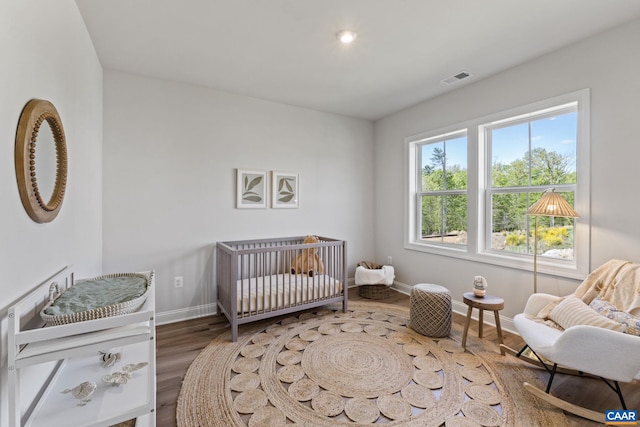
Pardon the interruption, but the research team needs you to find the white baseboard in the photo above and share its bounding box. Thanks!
[157,281,518,336]
[390,280,412,295]
[160,276,351,325]
[391,281,517,335]
[156,302,218,325]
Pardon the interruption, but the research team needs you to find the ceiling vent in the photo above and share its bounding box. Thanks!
[441,71,472,85]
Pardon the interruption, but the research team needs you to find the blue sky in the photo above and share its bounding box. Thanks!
[422,135,466,170]
[491,112,577,168]
[421,111,577,170]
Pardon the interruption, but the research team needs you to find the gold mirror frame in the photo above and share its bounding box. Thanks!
[15,99,68,223]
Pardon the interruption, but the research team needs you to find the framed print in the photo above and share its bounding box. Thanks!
[236,169,267,208]
[272,171,299,208]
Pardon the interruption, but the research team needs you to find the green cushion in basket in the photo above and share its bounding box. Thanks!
[44,275,148,316]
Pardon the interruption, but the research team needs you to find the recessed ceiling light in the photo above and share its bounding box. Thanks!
[337,30,357,44]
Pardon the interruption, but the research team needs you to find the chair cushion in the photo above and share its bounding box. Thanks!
[549,296,626,332]
[513,313,563,354]
[590,296,640,336]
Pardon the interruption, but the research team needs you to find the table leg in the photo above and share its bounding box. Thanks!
[478,309,484,338]
[461,305,473,349]
[494,310,505,355]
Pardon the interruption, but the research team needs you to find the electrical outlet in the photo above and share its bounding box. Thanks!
[387,256,392,265]
[174,276,183,288]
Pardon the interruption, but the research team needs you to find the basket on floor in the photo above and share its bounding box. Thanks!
[358,284,391,300]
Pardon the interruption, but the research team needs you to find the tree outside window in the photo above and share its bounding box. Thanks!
[406,89,588,279]
[419,133,467,245]
[487,108,577,259]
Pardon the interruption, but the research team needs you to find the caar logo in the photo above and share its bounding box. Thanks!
[606,410,638,426]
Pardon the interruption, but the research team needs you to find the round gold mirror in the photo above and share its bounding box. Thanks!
[15,99,68,223]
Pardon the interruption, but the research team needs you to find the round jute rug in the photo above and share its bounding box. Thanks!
[177,301,569,426]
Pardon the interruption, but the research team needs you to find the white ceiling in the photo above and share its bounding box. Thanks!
[76,0,640,120]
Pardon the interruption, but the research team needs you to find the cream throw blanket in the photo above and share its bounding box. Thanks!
[538,259,640,319]
[355,265,395,286]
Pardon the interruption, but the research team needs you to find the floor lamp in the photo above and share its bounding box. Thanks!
[526,188,579,294]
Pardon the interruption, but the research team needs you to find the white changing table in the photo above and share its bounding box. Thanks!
[7,267,156,427]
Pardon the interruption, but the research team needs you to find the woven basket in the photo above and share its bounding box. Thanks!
[40,271,153,326]
[358,284,391,300]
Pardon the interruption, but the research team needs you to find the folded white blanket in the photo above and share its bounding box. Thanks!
[355,265,395,286]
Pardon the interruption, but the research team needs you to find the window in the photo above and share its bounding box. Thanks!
[485,106,577,260]
[406,89,589,279]
[418,131,468,246]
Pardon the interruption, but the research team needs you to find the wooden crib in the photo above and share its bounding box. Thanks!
[216,236,348,341]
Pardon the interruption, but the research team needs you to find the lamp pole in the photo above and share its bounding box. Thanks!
[526,188,579,294]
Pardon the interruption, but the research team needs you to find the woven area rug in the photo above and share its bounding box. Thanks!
[177,301,569,426]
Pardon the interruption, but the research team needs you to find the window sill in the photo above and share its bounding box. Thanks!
[404,240,585,281]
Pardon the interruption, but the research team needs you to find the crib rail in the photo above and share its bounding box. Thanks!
[216,236,347,341]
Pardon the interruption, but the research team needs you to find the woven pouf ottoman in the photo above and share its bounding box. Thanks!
[410,283,452,337]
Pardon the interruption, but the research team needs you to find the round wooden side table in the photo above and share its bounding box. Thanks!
[461,292,505,355]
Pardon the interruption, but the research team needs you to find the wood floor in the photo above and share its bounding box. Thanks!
[156,288,638,426]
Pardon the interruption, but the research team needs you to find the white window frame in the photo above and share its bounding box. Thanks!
[414,129,469,248]
[406,127,470,254]
[405,89,590,280]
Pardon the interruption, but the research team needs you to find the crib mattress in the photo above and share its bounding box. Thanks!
[237,273,343,313]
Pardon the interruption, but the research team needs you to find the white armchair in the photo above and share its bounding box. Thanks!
[505,260,640,422]
[515,293,640,382]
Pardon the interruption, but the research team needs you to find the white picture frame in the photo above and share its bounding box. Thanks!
[236,169,267,208]
[272,171,299,208]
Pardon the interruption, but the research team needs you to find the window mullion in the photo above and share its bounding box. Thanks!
[528,121,533,187]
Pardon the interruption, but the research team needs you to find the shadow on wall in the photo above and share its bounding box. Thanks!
[192,245,215,313]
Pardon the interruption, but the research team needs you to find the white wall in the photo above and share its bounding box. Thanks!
[374,19,640,319]
[0,0,103,423]
[102,70,375,320]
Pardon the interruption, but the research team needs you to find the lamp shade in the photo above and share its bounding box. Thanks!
[526,188,579,218]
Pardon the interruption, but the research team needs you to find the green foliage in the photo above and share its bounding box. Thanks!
[421,147,468,239]
[242,175,264,202]
[490,148,576,236]
[505,233,526,247]
[420,142,576,251]
[492,148,575,188]
[542,227,569,247]
[277,177,296,202]
[502,226,573,255]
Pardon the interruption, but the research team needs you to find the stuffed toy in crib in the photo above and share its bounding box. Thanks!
[291,235,325,276]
